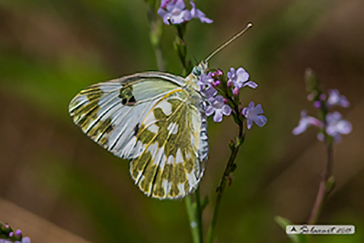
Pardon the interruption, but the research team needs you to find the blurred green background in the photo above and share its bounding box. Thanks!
[0,0,363,242]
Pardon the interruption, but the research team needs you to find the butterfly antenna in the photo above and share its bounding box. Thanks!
[205,23,252,63]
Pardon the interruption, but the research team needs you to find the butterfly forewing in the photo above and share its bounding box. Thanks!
[69,71,208,199]
[69,73,184,158]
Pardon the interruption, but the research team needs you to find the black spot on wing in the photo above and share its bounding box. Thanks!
[119,85,136,106]
[134,123,140,136]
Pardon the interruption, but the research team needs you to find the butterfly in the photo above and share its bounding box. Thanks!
[69,62,209,199]
[68,24,252,200]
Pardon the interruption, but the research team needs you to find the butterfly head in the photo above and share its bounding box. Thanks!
[186,61,208,90]
[191,61,208,77]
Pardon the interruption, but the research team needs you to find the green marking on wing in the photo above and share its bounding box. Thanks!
[70,86,104,130]
[130,89,204,199]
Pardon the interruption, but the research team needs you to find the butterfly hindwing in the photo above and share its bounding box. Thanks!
[130,89,208,199]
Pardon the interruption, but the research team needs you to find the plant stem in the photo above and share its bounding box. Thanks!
[185,195,200,243]
[147,5,166,71]
[307,143,333,224]
[206,100,245,243]
[195,187,204,243]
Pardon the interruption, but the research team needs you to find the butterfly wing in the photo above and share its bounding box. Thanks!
[69,72,185,159]
[69,72,208,199]
[130,88,208,199]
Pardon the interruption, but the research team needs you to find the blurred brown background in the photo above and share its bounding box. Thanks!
[0,0,363,242]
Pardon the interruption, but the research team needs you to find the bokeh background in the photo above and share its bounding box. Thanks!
[0,0,363,242]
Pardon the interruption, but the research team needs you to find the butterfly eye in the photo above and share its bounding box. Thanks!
[192,66,202,76]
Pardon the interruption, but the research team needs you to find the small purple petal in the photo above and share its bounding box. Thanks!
[190,2,213,23]
[213,110,223,122]
[292,110,321,135]
[248,101,255,109]
[204,86,217,98]
[175,0,185,9]
[205,106,214,116]
[255,115,267,127]
[246,119,253,130]
[227,68,235,79]
[243,81,258,89]
[327,89,350,108]
[336,120,352,134]
[22,238,31,243]
[242,107,248,117]
[236,67,249,82]
[222,105,232,116]
[254,104,263,114]
[214,95,224,103]
[166,0,176,11]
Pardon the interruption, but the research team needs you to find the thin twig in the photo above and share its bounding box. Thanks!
[307,143,333,224]
[206,98,245,243]
[147,6,166,71]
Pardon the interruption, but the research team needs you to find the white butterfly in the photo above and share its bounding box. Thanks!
[69,62,209,199]
[68,23,251,199]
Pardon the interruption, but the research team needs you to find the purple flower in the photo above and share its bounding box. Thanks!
[21,237,31,243]
[242,102,267,129]
[227,67,257,95]
[15,230,22,239]
[158,0,192,25]
[292,110,322,135]
[197,73,217,98]
[205,95,232,122]
[327,89,350,108]
[314,101,321,108]
[324,111,352,142]
[190,2,213,23]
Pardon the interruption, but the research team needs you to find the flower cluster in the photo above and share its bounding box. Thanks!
[158,0,213,25]
[198,67,267,129]
[0,223,30,243]
[293,88,352,143]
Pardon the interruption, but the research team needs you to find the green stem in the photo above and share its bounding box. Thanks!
[195,187,204,243]
[147,5,166,71]
[185,195,200,243]
[206,101,245,243]
[307,143,333,224]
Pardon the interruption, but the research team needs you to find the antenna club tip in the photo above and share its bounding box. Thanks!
[247,22,253,28]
